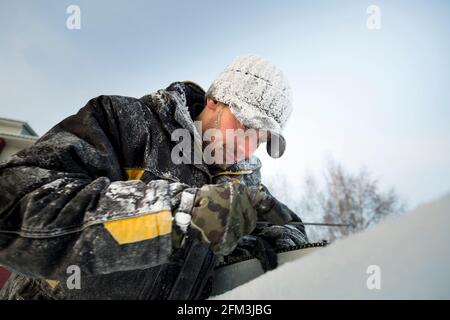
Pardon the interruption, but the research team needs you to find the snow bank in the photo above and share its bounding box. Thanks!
[213,192,450,299]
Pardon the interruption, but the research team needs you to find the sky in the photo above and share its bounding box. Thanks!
[1,0,449,209]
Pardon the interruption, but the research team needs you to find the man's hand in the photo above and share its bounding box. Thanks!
[229,224,309,273]
[229,184,309,272]
[248,184,304,227]
[172,181,307,260]
[257,224,308,248]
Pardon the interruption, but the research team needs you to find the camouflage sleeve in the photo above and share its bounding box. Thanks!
[172,182,258,256]
[0,96,191,281]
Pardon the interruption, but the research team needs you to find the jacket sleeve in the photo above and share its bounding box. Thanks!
[0,95,193,280]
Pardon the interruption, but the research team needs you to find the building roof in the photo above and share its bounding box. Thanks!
[0,117,38,137]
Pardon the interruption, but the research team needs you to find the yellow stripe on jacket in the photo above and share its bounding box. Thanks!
[103,168,172,245]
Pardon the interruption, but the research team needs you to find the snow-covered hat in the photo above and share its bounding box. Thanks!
[206,54,293,158]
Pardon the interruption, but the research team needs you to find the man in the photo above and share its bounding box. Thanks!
[0,54,307,299]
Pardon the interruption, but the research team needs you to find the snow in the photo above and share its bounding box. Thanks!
[212,192,450,299]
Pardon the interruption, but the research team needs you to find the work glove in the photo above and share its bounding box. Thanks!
[256,224,308,249]
[255,224,308,272]
[248,184,306,229]
[230,224,308,273]
[173,181,258,256]
[231,235,278,272]
[229,184,309,272]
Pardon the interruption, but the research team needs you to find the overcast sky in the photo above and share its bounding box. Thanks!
[1,0,449,209]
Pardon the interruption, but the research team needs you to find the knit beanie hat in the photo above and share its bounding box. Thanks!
[206,54,292,158]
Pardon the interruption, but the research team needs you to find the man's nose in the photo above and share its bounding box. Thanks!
[235,136,259,161]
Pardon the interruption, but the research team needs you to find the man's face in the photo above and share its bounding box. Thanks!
[201,100,268,168]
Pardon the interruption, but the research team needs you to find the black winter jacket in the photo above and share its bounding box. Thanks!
[0,81,265,299]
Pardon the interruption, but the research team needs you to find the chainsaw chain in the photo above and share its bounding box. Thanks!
[215,240,329,269]
[275,239,329,254]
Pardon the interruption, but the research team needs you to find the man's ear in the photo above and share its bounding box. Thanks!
[206,98,220,110]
